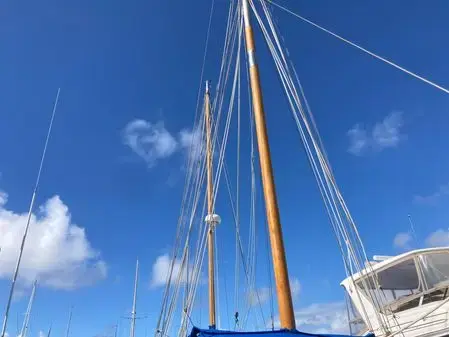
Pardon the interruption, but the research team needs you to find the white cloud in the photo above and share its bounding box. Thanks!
[425,229,449,247]
[347,124,368,155]
[12,287,27,301]
[123,119,178,167]
[123,119,203,169]
[348,111,404,155]
[248,287,270,306]
[414,183,449,205]
[393,232,413,250]
[274,302,348,334]
[39,331,45,337]
[150,254,193,287]
[0,190,107,289]
[248,277,300,307]
[0,190,8,206]
[179,127,204,163]
[290,277,301,298]
[372,112,404,148]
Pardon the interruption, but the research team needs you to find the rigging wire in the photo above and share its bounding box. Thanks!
[215,230,221,329]
[156,1,227,333]
[194,0,216,119]
[250,0,392,332]
[171,4,245,337]
[254,1,415,334]
[234,34,242,326]
[264,215,275,331]
[266,0,449,96]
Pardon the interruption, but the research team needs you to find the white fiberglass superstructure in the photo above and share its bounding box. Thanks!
[342,248,449,337]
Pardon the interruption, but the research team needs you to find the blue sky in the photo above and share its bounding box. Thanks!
[1,0,449,336]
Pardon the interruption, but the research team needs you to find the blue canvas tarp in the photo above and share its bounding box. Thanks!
[188,327,372,337]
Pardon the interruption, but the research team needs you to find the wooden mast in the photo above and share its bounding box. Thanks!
[241,0,296,329]
[204,80,218,329]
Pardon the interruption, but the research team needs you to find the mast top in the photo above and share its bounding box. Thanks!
[205,80,210,94]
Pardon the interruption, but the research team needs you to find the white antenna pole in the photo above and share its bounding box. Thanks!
[46,324,52,337]
[130,259,139,337]
[1,88,60,337]
[65,306,73,337]
[20,280,37,337]
[408,214,418,244]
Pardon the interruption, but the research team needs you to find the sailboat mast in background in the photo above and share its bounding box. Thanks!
[204,80,221,329]
[240,0,295,329]
[130,259,139,337]
[1,89,61,337]
[46,324,52,337]
[20,280,37,337]
[65,306,73,337]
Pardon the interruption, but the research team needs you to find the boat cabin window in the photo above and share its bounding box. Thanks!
[357,258,422,313]
[419,252,449,289]
[419,252,449,304]
[356,252,449,314]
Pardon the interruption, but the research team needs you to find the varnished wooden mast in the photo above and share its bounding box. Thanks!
[241,0,296,329]
[205,81,217,328]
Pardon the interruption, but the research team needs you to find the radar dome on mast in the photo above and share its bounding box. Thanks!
[205,214,221,229]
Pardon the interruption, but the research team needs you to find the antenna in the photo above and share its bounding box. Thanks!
[46,324,52,337]
[1,89,61,337]
[408,214,418,244]
[130,259,138,337]
[20,280,37,337]
[123,261,147,336]
[65,306,73,337]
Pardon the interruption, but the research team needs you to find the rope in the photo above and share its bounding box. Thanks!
[266,0,449,96]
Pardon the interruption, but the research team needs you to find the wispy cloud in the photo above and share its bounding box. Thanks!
[393,228,449,249]
[0,190,7,206]
[425,229,449,247]
[123,119,202,168]
[393,232,413,250]
[290,277,301,298]
[0,189,107,290]
[122,120,178,167]
[179,127,204,163]
[414,183,449,205]
[347,111,404,155]
[248,287,270,306]
[248,277,300,306]
[273,302,348,334]
[150,253,196,288]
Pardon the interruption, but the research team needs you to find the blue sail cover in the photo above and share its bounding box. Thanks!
[188,327,372,337]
